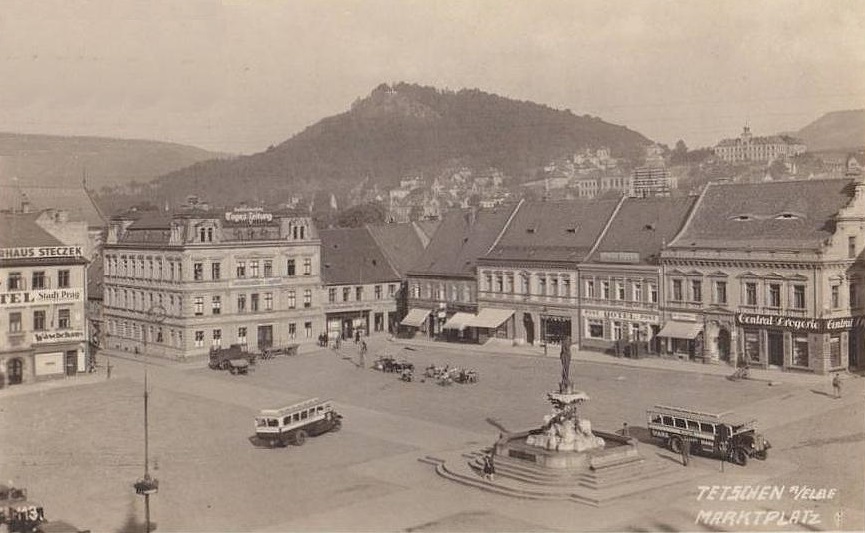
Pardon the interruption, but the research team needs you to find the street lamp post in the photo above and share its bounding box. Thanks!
[134,305,166,533]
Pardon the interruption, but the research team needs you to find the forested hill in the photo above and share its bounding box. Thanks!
[796,109,865,151]
[0,133,226,191]
[150,83,652,207]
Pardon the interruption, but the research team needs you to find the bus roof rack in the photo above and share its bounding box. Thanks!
[651,405,733,420]
[259,397,330,417]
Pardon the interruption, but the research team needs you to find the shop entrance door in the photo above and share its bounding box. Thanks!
[767,331,784,366]
[717,328,731,362]
[65,351,78,376]
[257,325,273,350]
[523,313,535,345]
[8,358,24,385]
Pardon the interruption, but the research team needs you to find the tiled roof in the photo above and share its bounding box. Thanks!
[668,178,856,250]
[0,184,106,228]
[366,223,428,277]
[587,196,697,264]
[486,199,621,263]
[124,210,174,230]
[87,253,104,300]
[0,212,66,248]
[409,206,517,277]
[319,228,401,285]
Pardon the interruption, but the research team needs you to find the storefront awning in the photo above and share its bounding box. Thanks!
[443,312,475,330]
[657,321,703,339]
[400,308,431,327]
[468,308,514,329]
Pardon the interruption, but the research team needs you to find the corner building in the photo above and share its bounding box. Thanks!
[102,207,322,359]
[1,214,89,387]
[660,178,865,373]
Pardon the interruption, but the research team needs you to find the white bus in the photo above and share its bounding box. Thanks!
[255,398,342,447]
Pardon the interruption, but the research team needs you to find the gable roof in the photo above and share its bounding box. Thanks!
[409,206,517,277]
[0,184,106,228]
[587,196,697,264]
[668,178,856,251]
[366,223,429,277]
[0,212,66,248]
[319,227,401,285]
[486,199,620,263]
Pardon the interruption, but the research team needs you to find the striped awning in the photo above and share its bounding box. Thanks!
[443,312,475,330]
[467,308,514,329]
[400,308,431,327]
[657,321,703,339]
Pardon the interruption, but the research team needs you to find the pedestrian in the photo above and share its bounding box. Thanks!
[621,422,630,438]
[355,330,361,344]
[482,454,495,481]
[832,373,842,399]
[358,341,367,369]
[681,437,691,467]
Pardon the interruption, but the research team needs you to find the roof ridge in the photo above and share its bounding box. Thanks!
[364,225,404,279]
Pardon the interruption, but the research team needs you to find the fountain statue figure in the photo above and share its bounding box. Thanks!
[559,335,572,394]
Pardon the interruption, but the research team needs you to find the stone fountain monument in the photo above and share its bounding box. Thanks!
[492,337,640,470]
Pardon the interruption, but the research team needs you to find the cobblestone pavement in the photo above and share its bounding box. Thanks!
[1,338,862,532]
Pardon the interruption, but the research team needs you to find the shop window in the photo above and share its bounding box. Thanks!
[830,335,842,367]
[768,284,781,308]
[745,282,757,306]
[792,335,809,367]
[58,270,71,289]
[744,329,760,363]
[587,320,604,339]
[672,279,683,301]
[793,285,806,309]
[715,281,727,305]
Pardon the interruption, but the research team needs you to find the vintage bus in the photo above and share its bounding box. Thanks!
[255,398,342,447]
[646,404,770,465]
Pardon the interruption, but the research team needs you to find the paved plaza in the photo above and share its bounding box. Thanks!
[1,338,863,532]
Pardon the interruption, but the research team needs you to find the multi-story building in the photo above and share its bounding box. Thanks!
[1,213,89,387]
[660,178,864,373]
[578,196,696,353]
[477,198,621,347]
[714,125,806,163]
[404,206,517,342]
[102,206,322,359]
[319,228,402,341]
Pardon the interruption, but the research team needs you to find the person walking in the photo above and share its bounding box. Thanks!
[681,437,691,467]
[832,373,842,399]
[358,341,367,369]
[621,422,630,438]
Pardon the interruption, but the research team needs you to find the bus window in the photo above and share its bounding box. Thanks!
[700,423,714,433]
[256,418,267,427]
[317,406,324,413]
[267,419,279,427]
[674,418,686,429]
[283,417,291,425]
[651,415,662,424]
[293,413,300,422]
[301,410,308,420]
[662,416,673,426]
[687,421,699,431]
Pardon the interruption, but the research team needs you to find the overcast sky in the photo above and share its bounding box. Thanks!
[1,0,863,154]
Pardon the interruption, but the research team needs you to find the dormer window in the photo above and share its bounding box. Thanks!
[774,213,802,220]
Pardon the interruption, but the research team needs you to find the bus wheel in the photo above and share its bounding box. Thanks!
[294,430,307,446]
[732,448,748,466]
[331,420,342,432]
[755,450,768,461]
[669,436,683,454]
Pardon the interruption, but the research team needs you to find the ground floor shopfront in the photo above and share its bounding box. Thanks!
[400,305,515,344]
[580,307,660,356]
[655,311,862,374]
[325,309,396,341]
[0,340,87,388]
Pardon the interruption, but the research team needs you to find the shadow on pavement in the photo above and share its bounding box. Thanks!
[810,389,835,398]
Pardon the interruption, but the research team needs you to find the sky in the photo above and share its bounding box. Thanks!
[1,0,863,155]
